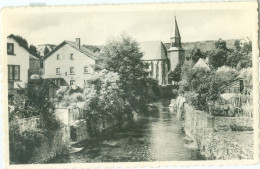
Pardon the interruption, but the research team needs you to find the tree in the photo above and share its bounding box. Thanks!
[191,48,204,63]
[168,63,182,83]
[83,70,125,120]
[215,39,227,51]
[208,49,227,68]
[29,45,38,56]
[44,46,50,56]
[234,40,241,51]
[96,35,159,115]
[226,52,241,68]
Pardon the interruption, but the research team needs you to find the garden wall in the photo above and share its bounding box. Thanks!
[176,99,254,160]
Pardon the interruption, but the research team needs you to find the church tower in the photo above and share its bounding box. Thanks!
[167,16,185,71]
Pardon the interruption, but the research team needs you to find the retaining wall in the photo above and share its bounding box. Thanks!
[176,97,254,160]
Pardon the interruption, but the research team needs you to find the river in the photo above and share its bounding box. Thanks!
[49,100,204,163]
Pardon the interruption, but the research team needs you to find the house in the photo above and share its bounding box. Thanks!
[193,58,210,70]
[7,34,40,97]
[43,38,98,87]
[139,16,185,85]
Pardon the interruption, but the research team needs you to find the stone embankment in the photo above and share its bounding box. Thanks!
[171,96,254,160]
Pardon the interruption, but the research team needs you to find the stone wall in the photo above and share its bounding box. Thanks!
[29,126,70,163]
[176,97,254,160]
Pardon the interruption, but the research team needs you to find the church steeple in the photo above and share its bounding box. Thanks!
[167,15,185,73]
[169,16,183,50]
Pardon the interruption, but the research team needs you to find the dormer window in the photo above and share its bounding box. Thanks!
[57,54,61,60]
[7,43,14,55]
[70,53,74,60]
[84,66,88,74]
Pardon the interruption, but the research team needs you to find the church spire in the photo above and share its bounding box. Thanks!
[169,16,183,49]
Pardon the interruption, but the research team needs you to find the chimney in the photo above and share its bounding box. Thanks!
[76,38,80,49]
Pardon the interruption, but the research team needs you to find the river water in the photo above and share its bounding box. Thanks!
[49,100,204,163]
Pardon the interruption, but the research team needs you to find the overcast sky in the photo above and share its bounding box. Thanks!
[4,9,254,46]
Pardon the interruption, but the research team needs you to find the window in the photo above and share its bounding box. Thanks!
[70,80,75,85]
[84,66,88,73]
[8,65,20,80]
[56,68,61,75]
[70,53,74,60]
[57,54,61,60]
[70,67,74,74]
[7,43,14,55]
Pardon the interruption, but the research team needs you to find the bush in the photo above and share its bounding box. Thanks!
[159,85,179,99]
[83,70,125,120]
[9,126,45,164]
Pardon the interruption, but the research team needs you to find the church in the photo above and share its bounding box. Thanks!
[139,17,185,85]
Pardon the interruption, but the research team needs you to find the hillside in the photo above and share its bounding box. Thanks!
[164,39,238,57]
[36,39,239,58]
[37,44,56,57]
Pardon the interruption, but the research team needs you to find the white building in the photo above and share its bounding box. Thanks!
[139,17,185,85]
[43,38,97,87]
[7,34,40,97]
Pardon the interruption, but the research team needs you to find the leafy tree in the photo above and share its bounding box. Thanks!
[96,35,159,115]
[208,49,227,68]
[215,39,227,51]
[168,63,182,83]
[29,44,38,56]
[226,52,241,68]
[191,48,204,63]
[9,78,60,131]
[83,70,124,120]
[44,46,50,56]
[234,40,241,51]
[241,43,252,54]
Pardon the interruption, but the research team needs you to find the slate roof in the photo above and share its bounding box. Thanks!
[43,40,97,60]
[139,41,168,60]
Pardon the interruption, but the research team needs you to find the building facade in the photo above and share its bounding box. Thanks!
[7,35,40,97]
[43,38,97,87]
[139,17,185,85]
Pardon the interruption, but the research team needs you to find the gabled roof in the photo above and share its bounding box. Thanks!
[193,58,210,70]
[7,34,40,59]
[43,40,98,60]
[139,41,168,60]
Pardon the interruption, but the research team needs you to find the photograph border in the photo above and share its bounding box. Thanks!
[1,1,259,168]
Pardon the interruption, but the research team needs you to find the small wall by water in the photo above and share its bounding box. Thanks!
[175,96,254,160]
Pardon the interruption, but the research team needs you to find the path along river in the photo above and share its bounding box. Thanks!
[49,100,204,163]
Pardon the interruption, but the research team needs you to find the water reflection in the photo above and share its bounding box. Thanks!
[49,100,204,163]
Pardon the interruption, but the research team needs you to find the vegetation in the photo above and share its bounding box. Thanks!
[9,34,40,57]
[168,63,182,83]
[95,35,160,116]
[9,78,60,164]
[178,39,252,114]
[83,70,124,120]
[44,46,50,56]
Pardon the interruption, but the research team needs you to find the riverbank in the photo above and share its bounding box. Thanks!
[48,100,204,163]
[173,97,254,160]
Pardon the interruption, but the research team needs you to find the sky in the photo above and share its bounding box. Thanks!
[4,9,254,46]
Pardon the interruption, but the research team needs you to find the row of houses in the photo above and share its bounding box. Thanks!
[7,17,186,99]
